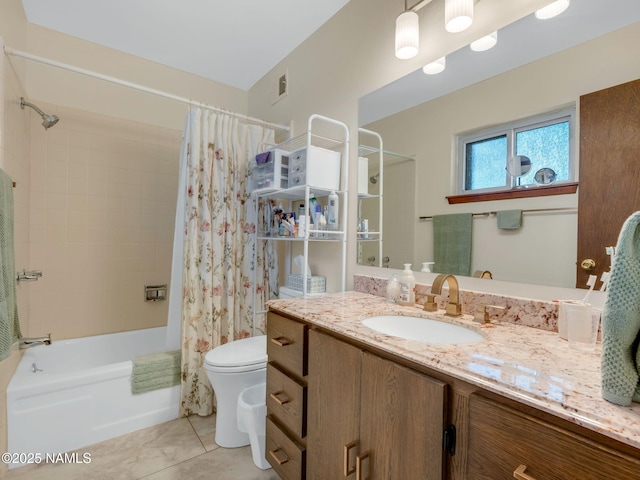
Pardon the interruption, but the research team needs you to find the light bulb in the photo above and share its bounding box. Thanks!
[445,0,473,33]
[535,0,570,20]
[470,31,498,52]
[395,11,419,59]
[423,57,446,75]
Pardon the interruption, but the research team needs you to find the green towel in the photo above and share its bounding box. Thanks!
[496,209,522,230]
[0,169,21,361]
[601,211,640,406]
[433,213,472,276]
[131,350,181,394]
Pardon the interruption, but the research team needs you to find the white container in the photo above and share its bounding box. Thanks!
[250,149,289,194]
[327,191,339,231]
[237,383,271,470]
[288,145,341,190]
[358,156,369,195]
[398,263,415,306]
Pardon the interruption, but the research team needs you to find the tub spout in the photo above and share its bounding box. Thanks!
[19,334,52,349]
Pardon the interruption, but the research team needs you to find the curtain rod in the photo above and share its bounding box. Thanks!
[419,207,577,221]
[3,46,290,133]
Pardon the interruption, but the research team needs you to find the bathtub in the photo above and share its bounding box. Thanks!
[6,327,180,467]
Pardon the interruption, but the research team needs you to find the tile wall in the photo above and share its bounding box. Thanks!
[27,103,182,340]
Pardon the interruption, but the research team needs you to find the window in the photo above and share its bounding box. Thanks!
[456,108,575,195]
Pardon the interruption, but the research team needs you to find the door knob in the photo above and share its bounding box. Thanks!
[580,258,596,271]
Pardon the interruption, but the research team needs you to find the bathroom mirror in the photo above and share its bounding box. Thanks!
[506,155,532,182]
[357,0,640,287]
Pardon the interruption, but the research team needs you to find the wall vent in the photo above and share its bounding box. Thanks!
[271,70,288,105]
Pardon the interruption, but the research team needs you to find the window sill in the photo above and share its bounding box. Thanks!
[446,182,578,204]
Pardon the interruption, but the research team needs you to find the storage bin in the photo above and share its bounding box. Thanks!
[286,274,326,294]
[288,146,341,190]
[250,149,289,194]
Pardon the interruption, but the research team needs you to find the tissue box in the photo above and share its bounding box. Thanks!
[286,274,326,294]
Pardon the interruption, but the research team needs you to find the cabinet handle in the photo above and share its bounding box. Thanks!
[270,391,290,405]
[356,451,370,480]
[271,336,291,347]
[514,464,537,480]
[269,447,289,465]
[344,441,358,476]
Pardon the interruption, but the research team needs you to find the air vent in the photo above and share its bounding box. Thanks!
[271,70,288,105]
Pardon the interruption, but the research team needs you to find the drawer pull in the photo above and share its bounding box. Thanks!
[356,451,370,480]
[514,464,537,480]
[269,447,289,465]
[344,441,358,476]
[270,391,290,405]
[271,336,291,347]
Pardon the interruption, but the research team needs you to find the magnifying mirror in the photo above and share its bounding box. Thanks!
[534,167,557,185]
[506,155,532,187]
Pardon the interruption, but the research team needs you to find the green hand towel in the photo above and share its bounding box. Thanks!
[0,169,21,361]
[601,211,640,406]
[433,213,472,276]
[132,350,181,394]
[496,209,522,230]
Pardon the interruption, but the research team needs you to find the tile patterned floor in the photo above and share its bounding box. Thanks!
[3,415,280,480]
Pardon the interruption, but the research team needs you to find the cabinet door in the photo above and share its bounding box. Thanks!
[307,330,361,479]
[359,352,447,480]
[467,394,640,479]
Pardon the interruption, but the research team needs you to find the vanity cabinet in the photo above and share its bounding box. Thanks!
[465,394,640,479]
[307,329,447,480]
[265,312,309,480]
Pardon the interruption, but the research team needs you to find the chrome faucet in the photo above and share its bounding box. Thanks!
[429,274,462,316]
[19,334,52,349]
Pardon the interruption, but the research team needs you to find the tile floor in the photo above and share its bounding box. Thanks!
[4,414,281,480]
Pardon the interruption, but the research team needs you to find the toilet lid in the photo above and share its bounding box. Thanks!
[204,335,267,369]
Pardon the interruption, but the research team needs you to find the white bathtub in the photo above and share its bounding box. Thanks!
[6,327,180,467]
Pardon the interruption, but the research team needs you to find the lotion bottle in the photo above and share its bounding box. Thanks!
[398,263,415,306]
[327,191,339,231]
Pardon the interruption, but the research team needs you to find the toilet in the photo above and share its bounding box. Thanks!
[238,382,270,469]
[203,335,267,448]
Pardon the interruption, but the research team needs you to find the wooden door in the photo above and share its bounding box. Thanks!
[358,352,447,480]
[306,330,361,479]
[577,78,640,288]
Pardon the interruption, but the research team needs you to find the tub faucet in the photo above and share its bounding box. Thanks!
[19,334,52,349]
[429,274,462,316]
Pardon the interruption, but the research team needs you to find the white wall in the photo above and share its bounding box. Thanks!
[247,0,560,291]
[248,0,640,294]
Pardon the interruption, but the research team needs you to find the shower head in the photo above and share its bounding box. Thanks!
[20,97,59,130]
[370,173,379,184]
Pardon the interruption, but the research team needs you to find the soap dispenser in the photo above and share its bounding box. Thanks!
[398,264,416,306]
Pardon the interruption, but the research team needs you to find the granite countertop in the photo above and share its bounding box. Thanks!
[267,291,640,450]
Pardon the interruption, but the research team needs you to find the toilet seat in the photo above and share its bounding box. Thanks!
[204,335,267,373]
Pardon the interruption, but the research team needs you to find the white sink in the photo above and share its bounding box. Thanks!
[362,315,484,345]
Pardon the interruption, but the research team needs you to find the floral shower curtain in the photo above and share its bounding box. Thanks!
[179,109,276,416]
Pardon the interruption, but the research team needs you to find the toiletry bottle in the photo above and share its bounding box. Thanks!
[387,274,401,303]
[298,203,305,220]
[398,263,415,306]
[327,191,339,231]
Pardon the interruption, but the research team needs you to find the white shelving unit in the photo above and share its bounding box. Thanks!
[252,114,349,312]
[358,129,383,267]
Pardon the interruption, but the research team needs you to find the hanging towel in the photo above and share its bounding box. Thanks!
[433,213,472,276]
[496,209,522,230]
[601,211,640,406]
[0,169,21,361]
[131,350,181,394]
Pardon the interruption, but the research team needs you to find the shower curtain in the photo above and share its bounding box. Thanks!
[176,109,277,416]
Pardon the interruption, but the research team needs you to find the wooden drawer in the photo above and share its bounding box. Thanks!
[267,312,308,378]
[467,394,640,479]
[266,415,306,480]
[267,363,307,439]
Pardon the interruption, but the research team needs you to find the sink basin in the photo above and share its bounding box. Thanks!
[362,315,484,345]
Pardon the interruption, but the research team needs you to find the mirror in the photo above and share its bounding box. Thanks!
[358,0,640,287]
[506,155,532,184]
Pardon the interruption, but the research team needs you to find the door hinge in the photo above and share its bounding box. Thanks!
[443,425,456,456]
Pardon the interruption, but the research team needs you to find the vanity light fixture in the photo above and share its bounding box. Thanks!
[395,8,420,59]
[535,0,570,20]
[445,0,474,33]
[423,56,446,74]
[470,31,497,51]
